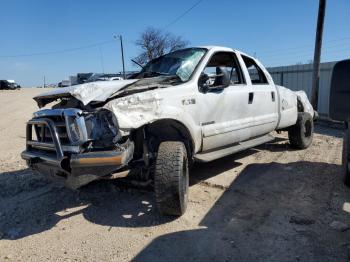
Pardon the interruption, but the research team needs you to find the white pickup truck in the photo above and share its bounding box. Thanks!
[22,46,316,216]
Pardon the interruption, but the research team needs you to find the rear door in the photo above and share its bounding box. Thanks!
[239,54,278,137]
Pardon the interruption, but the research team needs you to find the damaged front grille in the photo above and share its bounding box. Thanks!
[26,108,121,159]
[27,109,88,156]
[34,120,69,144]
[22,108,134,187]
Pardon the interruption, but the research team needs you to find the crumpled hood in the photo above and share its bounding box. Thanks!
[34,79,138,107]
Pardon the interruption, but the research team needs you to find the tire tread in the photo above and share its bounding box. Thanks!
[288,112,313,149]
[154,141,188,216]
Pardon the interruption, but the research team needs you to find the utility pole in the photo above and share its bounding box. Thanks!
[114,35,126,79]
[311,0,326,110]
[43,76,46,88]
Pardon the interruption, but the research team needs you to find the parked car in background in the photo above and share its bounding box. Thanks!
[77,73,93,84]
[96,76,123,81]
[22,46,316,216]
[0,80,21,90]
[87,73,123,82]
[58,80,71,87]
[109,77,123,81]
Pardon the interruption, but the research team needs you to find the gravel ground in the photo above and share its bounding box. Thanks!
[0,88,349,261]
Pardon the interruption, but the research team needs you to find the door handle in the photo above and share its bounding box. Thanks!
[271,91,275,102]
[248,92,254,104]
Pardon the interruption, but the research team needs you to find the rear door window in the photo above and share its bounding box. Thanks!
[242,55,268,84]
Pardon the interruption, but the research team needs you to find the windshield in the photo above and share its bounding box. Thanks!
[138,48,207,82]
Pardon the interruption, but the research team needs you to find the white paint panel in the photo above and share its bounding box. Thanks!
[267,62,336,118]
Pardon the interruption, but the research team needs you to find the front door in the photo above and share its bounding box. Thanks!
[199,51,258,151]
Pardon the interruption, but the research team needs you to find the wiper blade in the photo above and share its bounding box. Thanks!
[145,71,170,77]
[161,74,182,83]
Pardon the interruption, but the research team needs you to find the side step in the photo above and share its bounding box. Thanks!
[194,134,275,162]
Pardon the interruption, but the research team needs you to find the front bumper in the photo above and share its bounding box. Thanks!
[21,117,134,189]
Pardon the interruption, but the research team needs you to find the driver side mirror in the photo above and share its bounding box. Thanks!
[198,73,210,92]
[198,69,230,93]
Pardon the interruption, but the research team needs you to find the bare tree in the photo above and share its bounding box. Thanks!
[134,27,189,66]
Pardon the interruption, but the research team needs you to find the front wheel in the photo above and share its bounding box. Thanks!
[288,112,314,149]
[154,141,189,216]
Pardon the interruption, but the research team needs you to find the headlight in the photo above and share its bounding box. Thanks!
[65,116,80,143]
[64,109,88,145]
[84,109,120,148]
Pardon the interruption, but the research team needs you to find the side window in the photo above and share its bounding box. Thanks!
[242,55,268,84]
[202,52,244,88]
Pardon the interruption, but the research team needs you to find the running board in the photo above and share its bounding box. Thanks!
[194,134,275,162]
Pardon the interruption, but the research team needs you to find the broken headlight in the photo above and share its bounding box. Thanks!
[84,109,121,148]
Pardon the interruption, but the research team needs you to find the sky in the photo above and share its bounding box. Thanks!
[0,0,349,87]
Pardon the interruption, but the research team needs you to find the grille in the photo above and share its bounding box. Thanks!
[26,109,87,155]
[34,119,69,145]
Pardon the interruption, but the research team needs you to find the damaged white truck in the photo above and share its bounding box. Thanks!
[22,46,316,216]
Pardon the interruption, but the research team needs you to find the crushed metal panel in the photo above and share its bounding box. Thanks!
[104,92,163,130]
[295,90,314,117]
[34,79,138,107]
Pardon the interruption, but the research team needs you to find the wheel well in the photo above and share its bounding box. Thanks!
[297,97,304,112]
[131,119,194,160]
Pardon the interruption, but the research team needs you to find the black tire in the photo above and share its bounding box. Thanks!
[342,133,350,187]
[154,141,189,216]
[288,112,314,149]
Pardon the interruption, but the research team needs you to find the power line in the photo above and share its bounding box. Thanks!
[123,0,205,45]
[249,37,350,66]
[258,36,350,55]
[261,41,349,57]
[1,1,205,59]
[0,40,114,58]
[261,41,350,60]
[163,0,204,29]
[262,48,350,66]
[263,44,350,61]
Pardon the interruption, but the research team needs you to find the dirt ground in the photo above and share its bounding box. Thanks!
[0,88,349,262]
